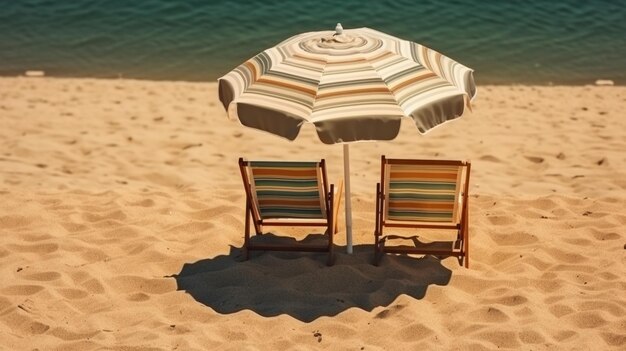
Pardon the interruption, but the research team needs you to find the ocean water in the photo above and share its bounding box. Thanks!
[1,0,625,85]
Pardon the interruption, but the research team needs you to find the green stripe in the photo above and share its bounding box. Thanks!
[389,210,452,217]
[261,211,324,219]
[389,193,455,201]
[254,180,318,187]
[257,190,320,197]
[385,65,424,83]
[388,211,453,222]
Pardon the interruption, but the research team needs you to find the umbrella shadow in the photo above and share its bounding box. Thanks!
[171,233,452,322]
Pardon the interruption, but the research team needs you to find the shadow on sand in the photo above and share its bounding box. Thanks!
[172,234,452,322]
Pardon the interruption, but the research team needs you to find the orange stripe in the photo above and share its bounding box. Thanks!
[253,168,318,177]
[316,87,392,99]
[435,51,443,76]
[244,61,259,80]
[391,72,437,92]
[256,77,317,96]
[390,171,457,179]
[389,202,454,209]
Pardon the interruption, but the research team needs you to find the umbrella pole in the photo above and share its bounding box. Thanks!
[343,144,353,254]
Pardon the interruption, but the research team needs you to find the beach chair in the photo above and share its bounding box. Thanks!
[374,156,471,267]
[238,158,335,265]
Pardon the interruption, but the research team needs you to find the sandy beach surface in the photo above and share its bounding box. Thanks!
[1,77,625,350]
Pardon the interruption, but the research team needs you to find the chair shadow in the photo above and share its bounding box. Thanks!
[171,233,452,323]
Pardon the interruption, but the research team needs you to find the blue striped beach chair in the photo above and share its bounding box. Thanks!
[374,156,471,267]
[238,158,335,265]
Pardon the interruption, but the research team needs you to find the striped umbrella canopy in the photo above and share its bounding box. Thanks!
[218,24,477,253]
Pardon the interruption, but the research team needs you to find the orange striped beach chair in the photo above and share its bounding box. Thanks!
[374,156,471,267]
[238,158,335,265]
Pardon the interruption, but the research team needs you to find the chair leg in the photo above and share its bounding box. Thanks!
[373,236,383,266]
[464,211,470,268]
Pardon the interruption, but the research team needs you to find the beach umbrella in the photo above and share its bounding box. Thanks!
[218,23,477,254]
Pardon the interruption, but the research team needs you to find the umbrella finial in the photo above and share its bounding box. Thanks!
[335,23,343,35]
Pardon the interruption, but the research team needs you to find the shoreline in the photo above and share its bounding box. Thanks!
[1,74,623,87]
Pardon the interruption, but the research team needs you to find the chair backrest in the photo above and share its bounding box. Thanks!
[382,158,469,223]
[240,160,328,220]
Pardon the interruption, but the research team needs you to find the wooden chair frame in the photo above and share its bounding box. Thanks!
[374,156,471,267]
[239,158,335,266]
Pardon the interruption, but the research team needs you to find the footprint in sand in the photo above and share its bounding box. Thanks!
[22,271,61,281]
[60,222,88,233]
[82,278,105,294]
[569,311,608,329]
[597,272,619,281]
[548,304,575,317]
[29,321,50,335]
[546,248,587,264]
[2,285,44,295]
[601,332,626,347]
[518,330,546,344]
[78,247,109,263]
[491,231,538,246]
[524,155,544,163]
[486,215,518,226]
[592,232,620,241]
[57,288,89,299]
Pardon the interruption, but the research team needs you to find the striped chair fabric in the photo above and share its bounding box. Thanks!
[385,164,461,222]
[249,161,326,220]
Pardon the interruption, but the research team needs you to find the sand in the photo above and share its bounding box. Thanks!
[0,77,625,350]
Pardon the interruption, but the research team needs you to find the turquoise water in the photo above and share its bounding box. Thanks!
[1,0,625,84]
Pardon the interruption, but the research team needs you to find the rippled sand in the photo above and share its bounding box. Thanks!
[0,78,625,350]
